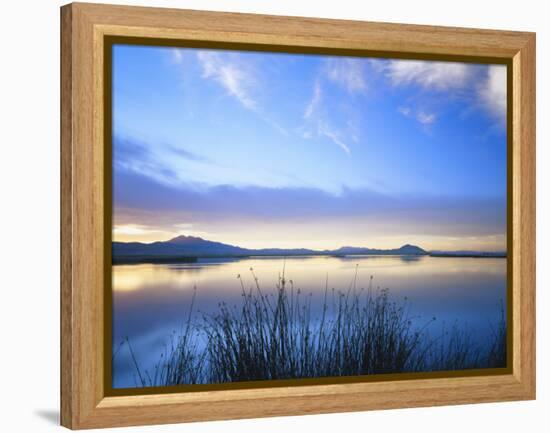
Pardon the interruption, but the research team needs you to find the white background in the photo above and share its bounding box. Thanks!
[1,0,546,431]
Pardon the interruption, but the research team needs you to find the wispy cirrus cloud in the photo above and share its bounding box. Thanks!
[317,121,351,155]
[384,60,507,128]
[385,60,469,127]
[416,111,436,125]
[302,81,351,155]
[398,106,436,127]
[385,60,473,90]
[304,80,322,120]
[324,58,367,94]
[194,50,287,135]
[197,51,258,111]
[300,57,371,155]
[170,48,184,64]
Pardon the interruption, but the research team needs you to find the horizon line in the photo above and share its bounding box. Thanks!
[111,234,507,254]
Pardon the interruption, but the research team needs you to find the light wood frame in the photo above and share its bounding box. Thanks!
[61,2,536,429]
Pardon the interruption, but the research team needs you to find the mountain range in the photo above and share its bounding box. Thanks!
[112,235,428,262]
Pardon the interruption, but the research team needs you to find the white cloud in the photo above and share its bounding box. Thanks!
[386,60,472,90]
[318,121,351,155]
[398,106,436,126]
[197,51,258,111]
[304,80,321,120]
[302,82,351,155]
[479,65,507,119]
[195,51,287,134]
[325,58,367,94]
[389,61,506,127]
[385,61,473,128]
[398,106,412,117]
[416,111,436,125]
[171,48,184,64]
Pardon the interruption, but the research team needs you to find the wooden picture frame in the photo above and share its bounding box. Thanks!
[60,2,536,429]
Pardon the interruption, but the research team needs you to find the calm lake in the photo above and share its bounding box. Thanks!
[112,255,506,388]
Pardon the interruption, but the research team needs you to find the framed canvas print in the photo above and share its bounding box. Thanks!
[60,2,536,429]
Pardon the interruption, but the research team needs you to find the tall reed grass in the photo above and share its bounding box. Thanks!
[118,267,506,387]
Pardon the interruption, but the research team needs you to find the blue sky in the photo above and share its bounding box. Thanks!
[112,44,507,251]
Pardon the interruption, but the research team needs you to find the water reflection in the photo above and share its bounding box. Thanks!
[112,255,506,388]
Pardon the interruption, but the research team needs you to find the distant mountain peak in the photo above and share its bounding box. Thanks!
[168,235,206,244]
[397,244,426,254]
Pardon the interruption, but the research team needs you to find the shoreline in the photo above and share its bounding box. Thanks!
[112,253,506,265]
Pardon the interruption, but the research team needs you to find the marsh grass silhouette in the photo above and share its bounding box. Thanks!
[120,268,506,387]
